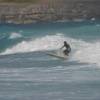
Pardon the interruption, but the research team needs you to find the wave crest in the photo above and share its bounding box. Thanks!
[9,32,22,39]
[1,34,100,66]
[1,34,68,55]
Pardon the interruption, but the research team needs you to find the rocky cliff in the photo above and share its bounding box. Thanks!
[0,0,100,24]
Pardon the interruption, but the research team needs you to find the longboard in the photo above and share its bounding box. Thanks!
[46,52,68,59]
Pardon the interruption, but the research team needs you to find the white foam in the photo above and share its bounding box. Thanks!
[1,34,67,55]
[1,33,100,66]
[72,41,100,66]
[9,32,22,39]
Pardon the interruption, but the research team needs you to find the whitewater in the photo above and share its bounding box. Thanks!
[0,21,100,100]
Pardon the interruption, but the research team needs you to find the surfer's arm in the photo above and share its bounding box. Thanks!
[60,45,64,49]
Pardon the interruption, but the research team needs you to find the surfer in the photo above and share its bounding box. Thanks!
[60,41,71,56]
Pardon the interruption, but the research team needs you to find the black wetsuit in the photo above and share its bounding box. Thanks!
[63,43,71,55]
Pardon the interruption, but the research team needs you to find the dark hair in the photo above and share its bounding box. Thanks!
[64,41,67,44]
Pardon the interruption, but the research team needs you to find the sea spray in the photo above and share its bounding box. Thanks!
[9,32,22,39]
[1,33,100,66]
[1,34,66,55]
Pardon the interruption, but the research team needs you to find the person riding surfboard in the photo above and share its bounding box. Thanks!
[46,41,71,59]
[60,41,71,56]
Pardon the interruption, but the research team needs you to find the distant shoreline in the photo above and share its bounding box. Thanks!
[0,1,100,24]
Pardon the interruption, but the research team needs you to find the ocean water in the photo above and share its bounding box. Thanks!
[0,20,100,100]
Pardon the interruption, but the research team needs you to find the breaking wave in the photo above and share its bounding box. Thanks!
[9,32,22,39]
[1,33,100,66]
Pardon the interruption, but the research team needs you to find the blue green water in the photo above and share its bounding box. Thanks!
[0,20,100,100]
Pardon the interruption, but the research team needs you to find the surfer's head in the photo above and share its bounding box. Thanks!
[64,41,67,45]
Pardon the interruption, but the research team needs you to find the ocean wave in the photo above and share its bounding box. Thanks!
[9,32,22,39]
[1,34,67,55]
[72,41,100,66]
[1,33,100,66]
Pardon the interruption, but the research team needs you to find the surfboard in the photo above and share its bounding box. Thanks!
[46,52,68,59]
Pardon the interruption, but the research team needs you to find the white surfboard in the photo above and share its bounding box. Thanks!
[46,52,68,59]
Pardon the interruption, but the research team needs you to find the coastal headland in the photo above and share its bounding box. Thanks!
[0,0,100,24]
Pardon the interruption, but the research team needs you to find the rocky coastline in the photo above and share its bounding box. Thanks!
[0,0,100,24]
